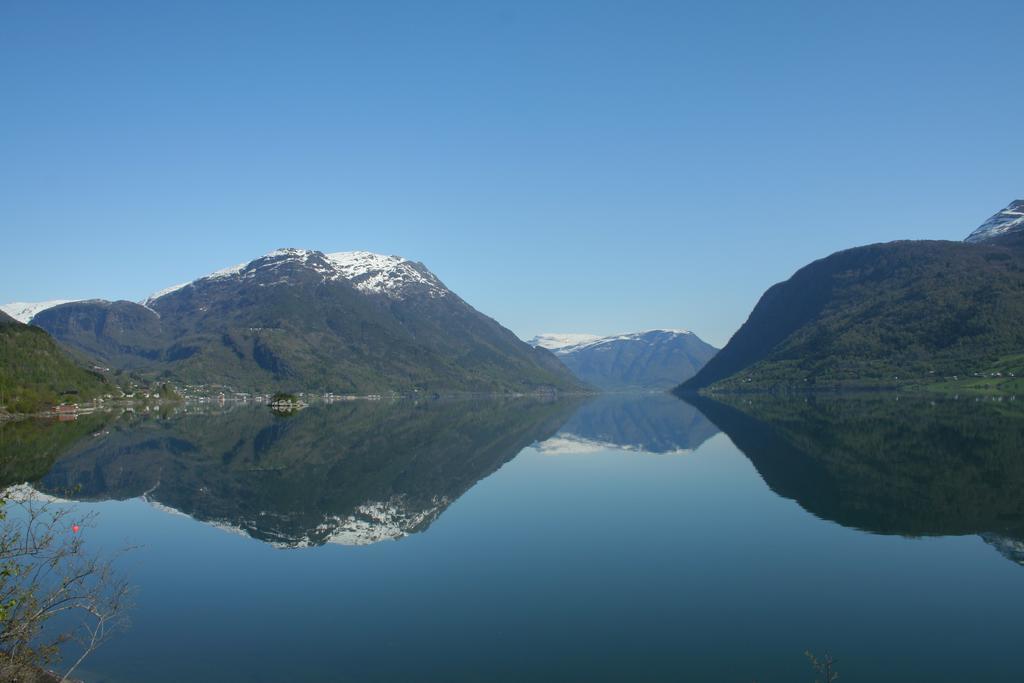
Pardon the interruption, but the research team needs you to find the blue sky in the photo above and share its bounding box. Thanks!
[2,1,1021,347]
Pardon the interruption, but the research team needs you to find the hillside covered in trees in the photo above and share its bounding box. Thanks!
[0,312,112,414]
[679,233,1024,392]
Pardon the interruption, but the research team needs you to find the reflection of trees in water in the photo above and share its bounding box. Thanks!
[685,394,1024,564]
[1,398,580,548]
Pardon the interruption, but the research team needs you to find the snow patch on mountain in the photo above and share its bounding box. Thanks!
[143,283,189,306]
[965,200,1024,243]
[530,329,697,356]
[0,300,79,324]
[207,262,248,279]
[529,333,602,351]
[325,251,448,299]
[142,248,449,305]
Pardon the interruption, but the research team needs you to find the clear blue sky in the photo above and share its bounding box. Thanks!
[2,1,1021,347]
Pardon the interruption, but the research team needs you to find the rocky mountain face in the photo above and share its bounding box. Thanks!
[679,202,1024,392]
[530,329,717,390]
[29,299,168,371]
[25,248,581,394]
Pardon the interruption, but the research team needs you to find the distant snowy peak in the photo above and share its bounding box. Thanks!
[529,333,602,351]
[143,248,449,305]
[0,299,79,324]
[531,329,697,356]
[965,200,1024,243]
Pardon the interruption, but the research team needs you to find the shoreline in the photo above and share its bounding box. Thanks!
[0,388,600,423]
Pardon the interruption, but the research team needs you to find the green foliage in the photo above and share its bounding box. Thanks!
[687,393,1024,540]
[680,239,1024,392]
[30,260,585,395]
[0,413,114,490]
[158,383,182,401]
[0,491,130,681]
[0,321,110,414]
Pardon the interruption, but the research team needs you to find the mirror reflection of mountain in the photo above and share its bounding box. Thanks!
[685,394,1024,564]
[0,411,115,489]
[5,398,580,547]
[537,393,719,455]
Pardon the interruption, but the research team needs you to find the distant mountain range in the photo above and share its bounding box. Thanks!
[5,248,582,395]
[8,199,1023,400]
[530,329,717,390]
[679,200,1024,393]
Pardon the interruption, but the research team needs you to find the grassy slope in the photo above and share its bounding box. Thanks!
[0,315,112,413]
[679,236,1024,393]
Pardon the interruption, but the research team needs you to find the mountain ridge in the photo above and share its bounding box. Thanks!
[679,200,1024,393]
[532,329,717,390]
[22,248,584,394]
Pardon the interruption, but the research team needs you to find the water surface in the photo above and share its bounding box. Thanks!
[3,393,1023,682]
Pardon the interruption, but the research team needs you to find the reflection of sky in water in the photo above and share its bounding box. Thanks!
[4,395,1024,683]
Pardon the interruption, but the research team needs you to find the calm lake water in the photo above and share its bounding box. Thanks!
[2,393,1023,682]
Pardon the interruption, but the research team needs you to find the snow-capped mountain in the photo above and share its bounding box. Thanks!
[143,248,449,307]
[5,249,452,323]
[532,329,697,356]
[965,200,1024,243]
[0,299,79,324]
[28,247,580,393]
[529,333,602,351]
[529,329,718,390]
